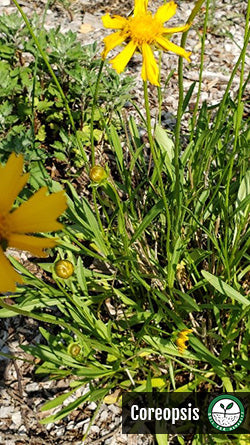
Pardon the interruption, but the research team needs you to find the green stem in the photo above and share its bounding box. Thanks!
[62,228,107,261]
[190,0,210,138]
[174,0,205,233]
[212,26,250,138]
[224,0,250,278]
[90,60,105,166]
[12,0,87,164]
[225,1,249,210]
[143,81,171,260]
[108,181,130,277]
[92,186,107,241]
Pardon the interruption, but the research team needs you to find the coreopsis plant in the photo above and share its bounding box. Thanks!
[0,153,67,293]
[102,0,191,85]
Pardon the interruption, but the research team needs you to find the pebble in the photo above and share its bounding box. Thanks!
[100,409,109,422]
[87,401,97,410]
[25,382,40,392]
[0,406,14,418]
[77,418,90,429]
[55,426,66,436]
[11,411,22,427]
[18,425,27,434]
[109,404,121,416]
[90,425,100,434]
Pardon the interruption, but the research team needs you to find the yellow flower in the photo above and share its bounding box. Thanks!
[102,0,191,86]
[176,329,193,354]
[0,153,67,293]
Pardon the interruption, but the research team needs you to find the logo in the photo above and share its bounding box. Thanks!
[208,395,245,432]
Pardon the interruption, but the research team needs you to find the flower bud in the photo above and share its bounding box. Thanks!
[68,343,81,357]
[89,165,106,183]
[55,259,74,279]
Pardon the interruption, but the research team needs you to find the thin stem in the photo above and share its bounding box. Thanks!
[174,0,205,233]
[92,186,107,240]
[12,0,87,164]
[190,0,210,139]
[143,81,171,260]
[225,1,249,208]
[90,60,105,166]
[224,0,250,278]
[108,181,130,277]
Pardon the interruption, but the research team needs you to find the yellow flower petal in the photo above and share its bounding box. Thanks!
[141,43,160,86]
[110,40,137,74]
[155,1,177,23]
[134,0,148,16]
[0,247,23,293]
[7,233,57,257]
[8,187,67,233]
[102,32,126,59]
[102,13,127,29]
[163,24,190,34]
[0,153,29,213]
[156,36,191,61]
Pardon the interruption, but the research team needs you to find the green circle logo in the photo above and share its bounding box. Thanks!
[208,395,245,432]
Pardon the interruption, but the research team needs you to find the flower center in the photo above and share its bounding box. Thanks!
[125,13,163,45]
[0,213,10,250]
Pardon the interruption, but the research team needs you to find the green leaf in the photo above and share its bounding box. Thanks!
[156,434,169,445]
[41,386,83,411]
[109,124,124,175]
[40,388,109,424]
[201,270,249,307]
[155,123,175,180]
[130,199,164,244]
[182,81,196,113]
[76,257,88,296]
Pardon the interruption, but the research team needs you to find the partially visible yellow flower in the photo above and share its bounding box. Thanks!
[176,329,193,354]
[0,153,67,293]
[102,0,191,86]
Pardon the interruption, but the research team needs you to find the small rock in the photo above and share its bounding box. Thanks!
[90,425,100,434]
[56,426,65,436]
[83,12,102,29]
[0,0,11,6]
[77,419,89,430]
[0,406,13,418]
[87,401,97,410]
[18,424,27,434]
[82,421,90,433]
[25,382,39,392]
[100,410,109,423]
[109,404,121,416]
[11,411,22,427]
[114,416,121,426]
